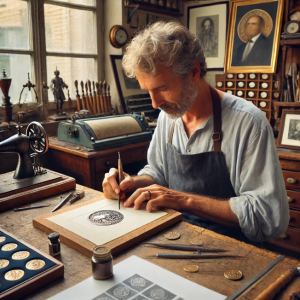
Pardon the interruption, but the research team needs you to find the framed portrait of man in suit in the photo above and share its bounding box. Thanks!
[225,0,284,73]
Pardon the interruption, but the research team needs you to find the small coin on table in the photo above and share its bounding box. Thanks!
[224,270,243,280]
[189,236,204,246]
[12,251,30,260]
[184,264,199,273]
[1,243,17,251]
[0,259,9,269]
[5,269,25,281]
[26,259,46,270]
[164,232,180,240]
[0,236,6,243]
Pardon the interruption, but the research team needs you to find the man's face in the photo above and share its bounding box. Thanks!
[246,16,262,39]
[136,67,198,119]
[296,123,300,131]
[203,20,211,32]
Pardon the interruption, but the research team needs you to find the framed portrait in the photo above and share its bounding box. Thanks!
[278,110,300,150]
[225,0,284,73]
[110,55,149,114]
[187,1,229,70]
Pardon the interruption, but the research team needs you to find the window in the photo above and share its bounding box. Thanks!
[0,0,102,108]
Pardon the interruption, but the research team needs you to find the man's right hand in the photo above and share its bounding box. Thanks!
[102,168,135,200]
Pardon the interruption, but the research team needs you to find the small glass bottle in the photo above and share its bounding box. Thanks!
[92,245,113,280]
[48,232,60,256]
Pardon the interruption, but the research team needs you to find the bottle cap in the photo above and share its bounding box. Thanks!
[48,232,60,242]
[93,245,111,260]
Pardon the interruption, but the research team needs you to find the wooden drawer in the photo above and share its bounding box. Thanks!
[95,146,148,172]
[268,227,300,253]
[280,159,300,172]
[282,170,300,189]
[287,189,300,210]
[289,210,300,228]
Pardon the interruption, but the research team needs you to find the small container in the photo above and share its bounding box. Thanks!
[227,81,233,87]
[249,73,256,79]
[216,81,223,87]
[48,232,60,256]
[92,245,113,280]
[227,73,234,79]
[237,81,244,87]
[237,90,243,97]
[238,73,245,79]
[249,82,256,88]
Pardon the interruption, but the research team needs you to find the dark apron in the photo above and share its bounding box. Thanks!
[166,86,258,245]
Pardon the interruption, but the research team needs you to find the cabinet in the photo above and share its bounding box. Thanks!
[266,148,300,255]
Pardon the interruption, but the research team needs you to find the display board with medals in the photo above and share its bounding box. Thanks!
[215,72,280,122]
[0,227,63,300]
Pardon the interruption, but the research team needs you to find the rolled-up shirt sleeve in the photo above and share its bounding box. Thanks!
[229,125,289,242]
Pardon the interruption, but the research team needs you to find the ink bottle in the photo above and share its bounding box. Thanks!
[48,232,61,256]
[91,245,113,280]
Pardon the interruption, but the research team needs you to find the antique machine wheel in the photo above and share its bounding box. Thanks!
[26,121,49,154]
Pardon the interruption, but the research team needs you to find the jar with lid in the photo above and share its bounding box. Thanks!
[91,245,113,280]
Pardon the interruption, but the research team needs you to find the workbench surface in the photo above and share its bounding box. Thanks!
[1,185,299,300]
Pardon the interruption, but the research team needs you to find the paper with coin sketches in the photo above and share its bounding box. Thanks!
[48,255,226,300]
[47,199,167,245]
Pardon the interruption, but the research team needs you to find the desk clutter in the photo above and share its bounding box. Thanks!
[0,228,63,300]
[215,73,280,122]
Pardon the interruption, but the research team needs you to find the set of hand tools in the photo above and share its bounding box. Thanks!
[74,80,111,115]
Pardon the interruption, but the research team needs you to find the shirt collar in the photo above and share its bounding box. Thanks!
[249,33,261,43]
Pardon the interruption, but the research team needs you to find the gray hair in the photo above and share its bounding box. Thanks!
[122,20,207,79]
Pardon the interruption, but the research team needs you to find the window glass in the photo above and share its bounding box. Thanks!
[44,4,96,54]
[0,0,29,50]
[49,0,95,6]
[47,56,97,101]
[0,54,32,104]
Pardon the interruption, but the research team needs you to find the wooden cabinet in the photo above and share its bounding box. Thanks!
[43,137,149,191]
[267,148,300,255]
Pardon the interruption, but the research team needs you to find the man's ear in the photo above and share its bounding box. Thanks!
[189,60,201,82]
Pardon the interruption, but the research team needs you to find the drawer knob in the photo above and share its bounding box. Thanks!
[287,196,294,203]
[279,233,289,239]
[287,177,297,184]
[105,160,111,166]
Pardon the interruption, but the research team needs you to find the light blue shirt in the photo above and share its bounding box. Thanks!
[138,93,289,242]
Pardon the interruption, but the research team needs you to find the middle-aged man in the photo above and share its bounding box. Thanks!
[103,21,289,244]
[232,15,273,66]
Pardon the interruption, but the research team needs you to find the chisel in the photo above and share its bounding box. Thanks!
[103,81,108,113]
[88,80,96,114]
[92,81,98,113]
[85,82,94,114]
[99,81,105,113]
[107,84,111,113]
[74,80,81,112]
[80,81,87,110]
[95,82,101,113]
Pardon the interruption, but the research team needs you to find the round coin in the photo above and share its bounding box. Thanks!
[164,232,180,240]
[0,236,6,243]
[5,269,25,281]
[0,259,9,269]
[12,251,30,260]
[224,270,243,281]
[189,237,204,246]
[184,264,199,273]
[1,243,17,251]
[26,259,45,270]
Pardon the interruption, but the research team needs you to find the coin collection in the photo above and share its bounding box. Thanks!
[215,73,280,122]
[0,230,57,296]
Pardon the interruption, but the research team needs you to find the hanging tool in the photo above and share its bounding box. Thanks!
[118,151,124,210]
[103,81,108,113]
[75,80,82,112]
[95,82,101,113]
[80,81,87,110]
[14,204,51,211]
[51,192,73,212]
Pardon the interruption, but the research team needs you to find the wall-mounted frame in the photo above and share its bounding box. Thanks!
[225,0,284,73]
[110,55,149,114]
[278,109,300,150]
[187,1,229,71]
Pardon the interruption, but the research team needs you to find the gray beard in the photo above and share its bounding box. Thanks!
[160,79,198,119]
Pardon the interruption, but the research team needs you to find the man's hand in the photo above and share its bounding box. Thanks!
[124,184,189,213]
[102,168,135,200]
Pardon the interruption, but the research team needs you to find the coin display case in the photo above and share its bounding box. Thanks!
[215,73,280,122]
[0,228,64,300]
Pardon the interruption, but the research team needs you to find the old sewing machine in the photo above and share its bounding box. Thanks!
[0,122,75,211]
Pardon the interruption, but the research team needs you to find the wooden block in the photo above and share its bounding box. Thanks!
[33,196,182,257]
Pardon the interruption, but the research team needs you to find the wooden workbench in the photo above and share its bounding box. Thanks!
[1,185,299,300]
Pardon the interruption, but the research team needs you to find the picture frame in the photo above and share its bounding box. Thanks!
[187,1,229,71]
[225,0,284,73]
[110,55,149,114]
[277,109,300,150]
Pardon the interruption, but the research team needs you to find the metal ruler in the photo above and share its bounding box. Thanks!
[226,254,285,300]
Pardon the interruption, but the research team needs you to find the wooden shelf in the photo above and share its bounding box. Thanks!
[130,4,183,16]
[281,38,300,46]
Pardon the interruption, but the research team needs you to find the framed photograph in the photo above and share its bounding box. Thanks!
[187,1,229,70]
[278,110,300,150]
[110,55,149,114]
[225,0,284,73]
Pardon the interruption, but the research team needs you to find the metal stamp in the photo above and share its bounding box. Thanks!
[26,259,45,270]
[0,259,9,269]
[1,243,18,251]
[5,269,25,281]
[88,210,124,226]
[12,251,30,260]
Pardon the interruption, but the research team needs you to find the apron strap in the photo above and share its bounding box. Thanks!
[168,121,176,144]
[210,86,222,152]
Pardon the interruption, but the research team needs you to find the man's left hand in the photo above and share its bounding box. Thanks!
[123,184,189,212]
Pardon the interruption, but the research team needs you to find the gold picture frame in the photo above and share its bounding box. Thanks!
[225,0,284,73]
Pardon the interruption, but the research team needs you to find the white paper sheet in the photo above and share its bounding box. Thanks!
[47,199,167,245]
[48,255,226,300]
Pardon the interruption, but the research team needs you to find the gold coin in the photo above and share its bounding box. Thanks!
[5,269,25,281]
[26,259,45,270]
[0,259,9,269]
[164,232,180,240]
[184,264,199,273]
[224,270,243,281]
[189,237,204,246]
[12,251,30,260]
[1,243,17,251]
[0,236,6,243]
